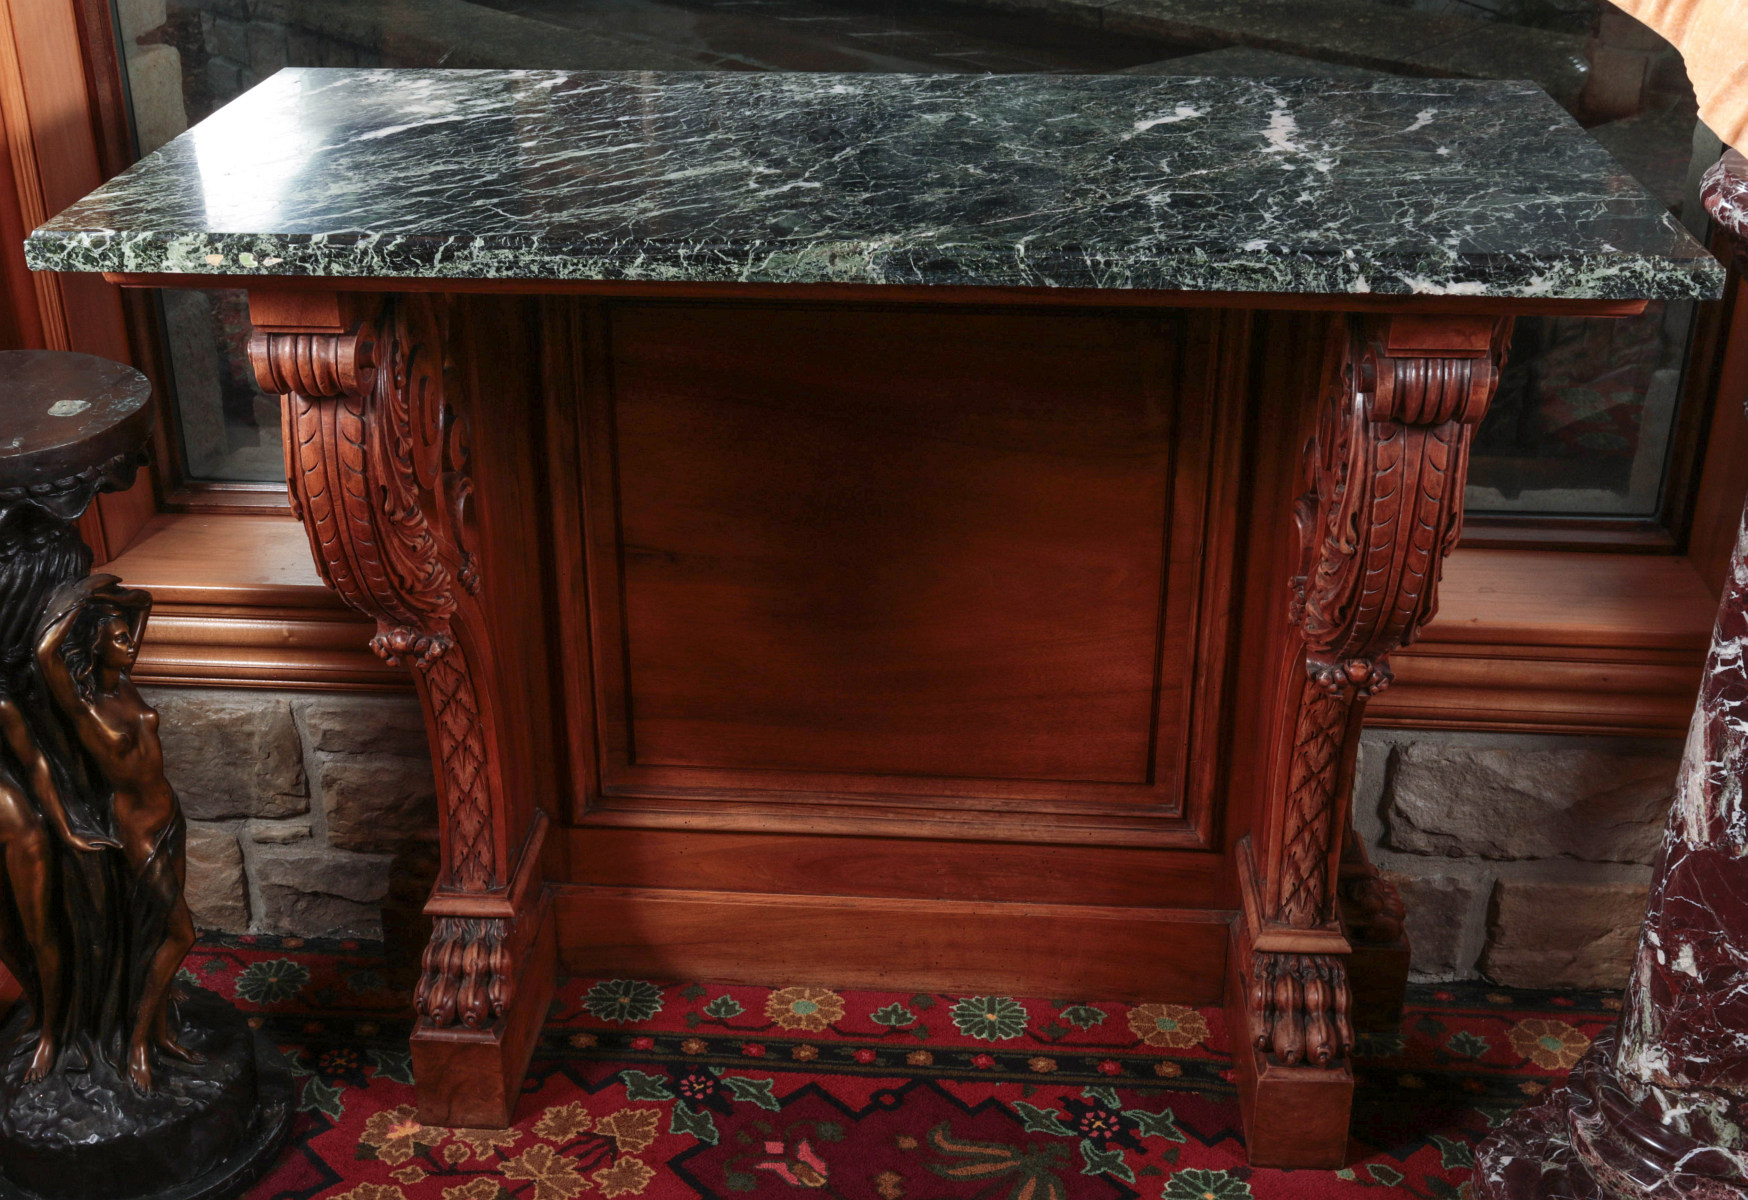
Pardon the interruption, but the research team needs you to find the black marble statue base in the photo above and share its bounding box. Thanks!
[0,987,294,1200]
[1474,1029,1748,1200]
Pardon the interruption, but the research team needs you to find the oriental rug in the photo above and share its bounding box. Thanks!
[189,935,1616,1200]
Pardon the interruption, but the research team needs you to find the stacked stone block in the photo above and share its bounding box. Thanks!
[150,688,437,941]
[1353,729,1679,989]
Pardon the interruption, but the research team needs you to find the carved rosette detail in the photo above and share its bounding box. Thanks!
[415,916,514,1030]
[250,298,497,906]
[1250,952,1355,1067]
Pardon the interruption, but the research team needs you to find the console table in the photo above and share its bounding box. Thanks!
[25,68,1722,1168]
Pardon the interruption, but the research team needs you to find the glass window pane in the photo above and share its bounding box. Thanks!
[159,288,282,482]
[116,0,1713,513]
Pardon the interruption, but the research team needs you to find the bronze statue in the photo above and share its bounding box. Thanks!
[0,350,291,1200]
[35,576,200,1092]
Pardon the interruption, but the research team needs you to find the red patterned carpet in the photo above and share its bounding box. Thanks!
[188,935,1616,1200]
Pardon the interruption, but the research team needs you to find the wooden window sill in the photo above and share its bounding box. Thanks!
[108,512,404,691]
[1374,549,1713,737]
[109,511,1714,736]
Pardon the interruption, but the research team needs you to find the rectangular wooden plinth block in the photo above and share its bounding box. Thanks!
[411,894,557,1129]
[1225,927,1354,1169]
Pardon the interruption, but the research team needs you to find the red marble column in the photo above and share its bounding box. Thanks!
[1474,148,1748,1198]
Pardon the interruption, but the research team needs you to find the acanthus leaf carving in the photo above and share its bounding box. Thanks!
[250,297,499,901]
[1275,315,1508,933]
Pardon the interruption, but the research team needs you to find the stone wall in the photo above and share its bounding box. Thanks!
[148,687,439,949]
[1353,728,1678,989]
[154,685,1674,993]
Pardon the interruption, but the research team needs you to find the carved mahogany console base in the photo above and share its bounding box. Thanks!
[233,284,1537,1166]
[250,291,557,1130]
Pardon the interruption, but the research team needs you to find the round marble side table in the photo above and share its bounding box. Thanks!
[1472,149,1748,1199]
[0,351,293,1200]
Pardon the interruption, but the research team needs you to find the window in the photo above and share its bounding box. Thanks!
[115,0,1723,536]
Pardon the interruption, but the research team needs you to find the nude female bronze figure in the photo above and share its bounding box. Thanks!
[0,351,294,1200]
[35,575,200,1093]
[0,692,115,1084]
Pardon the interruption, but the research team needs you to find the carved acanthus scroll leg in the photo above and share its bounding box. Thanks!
[1233,312,1510,1168]
[249,291,553,1127]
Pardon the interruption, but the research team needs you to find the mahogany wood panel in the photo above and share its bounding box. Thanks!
[572,300,1243,846]
[607,304,1176,785]
[555,886,1230,1004]
[613,305,1168,782]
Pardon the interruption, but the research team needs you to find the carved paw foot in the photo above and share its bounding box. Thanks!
[415,916,514,1030]
[1250,952,1355,1067]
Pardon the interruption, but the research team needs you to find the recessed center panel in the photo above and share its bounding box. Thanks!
[605,303,1180,786]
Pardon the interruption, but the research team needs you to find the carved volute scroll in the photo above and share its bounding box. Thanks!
[1280,314,1505,928]
[1248,312,1509,1069]
[250,297,507,1031]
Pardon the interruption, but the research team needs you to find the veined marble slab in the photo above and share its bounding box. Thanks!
[25,68,1723,299]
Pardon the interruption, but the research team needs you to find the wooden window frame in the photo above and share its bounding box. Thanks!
[3,0,1741,738]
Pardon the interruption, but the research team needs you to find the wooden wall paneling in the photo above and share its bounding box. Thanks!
[1176,307,1254,849]
[101,513,403,690]
[1374,545,1717,734]
[1376,643,1703,735]
[573,300,1241,847]
[0,85,43,350]
[537,297,602,871]
[575,297,622,821]
[596,302,1181,788]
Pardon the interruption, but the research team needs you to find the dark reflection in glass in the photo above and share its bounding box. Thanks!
[121,0,1708,507]
[1469,302,1692,516]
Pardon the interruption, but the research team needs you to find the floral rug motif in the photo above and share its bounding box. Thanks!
[191,936,1619,1200]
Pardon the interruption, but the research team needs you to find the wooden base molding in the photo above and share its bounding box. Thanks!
[554,886,1230,1004]
[105,513,403,690]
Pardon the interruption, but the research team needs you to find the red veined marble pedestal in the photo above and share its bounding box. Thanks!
[1473,148,1748,1200]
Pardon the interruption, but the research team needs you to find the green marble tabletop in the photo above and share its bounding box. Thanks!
[24,68,1724,300]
